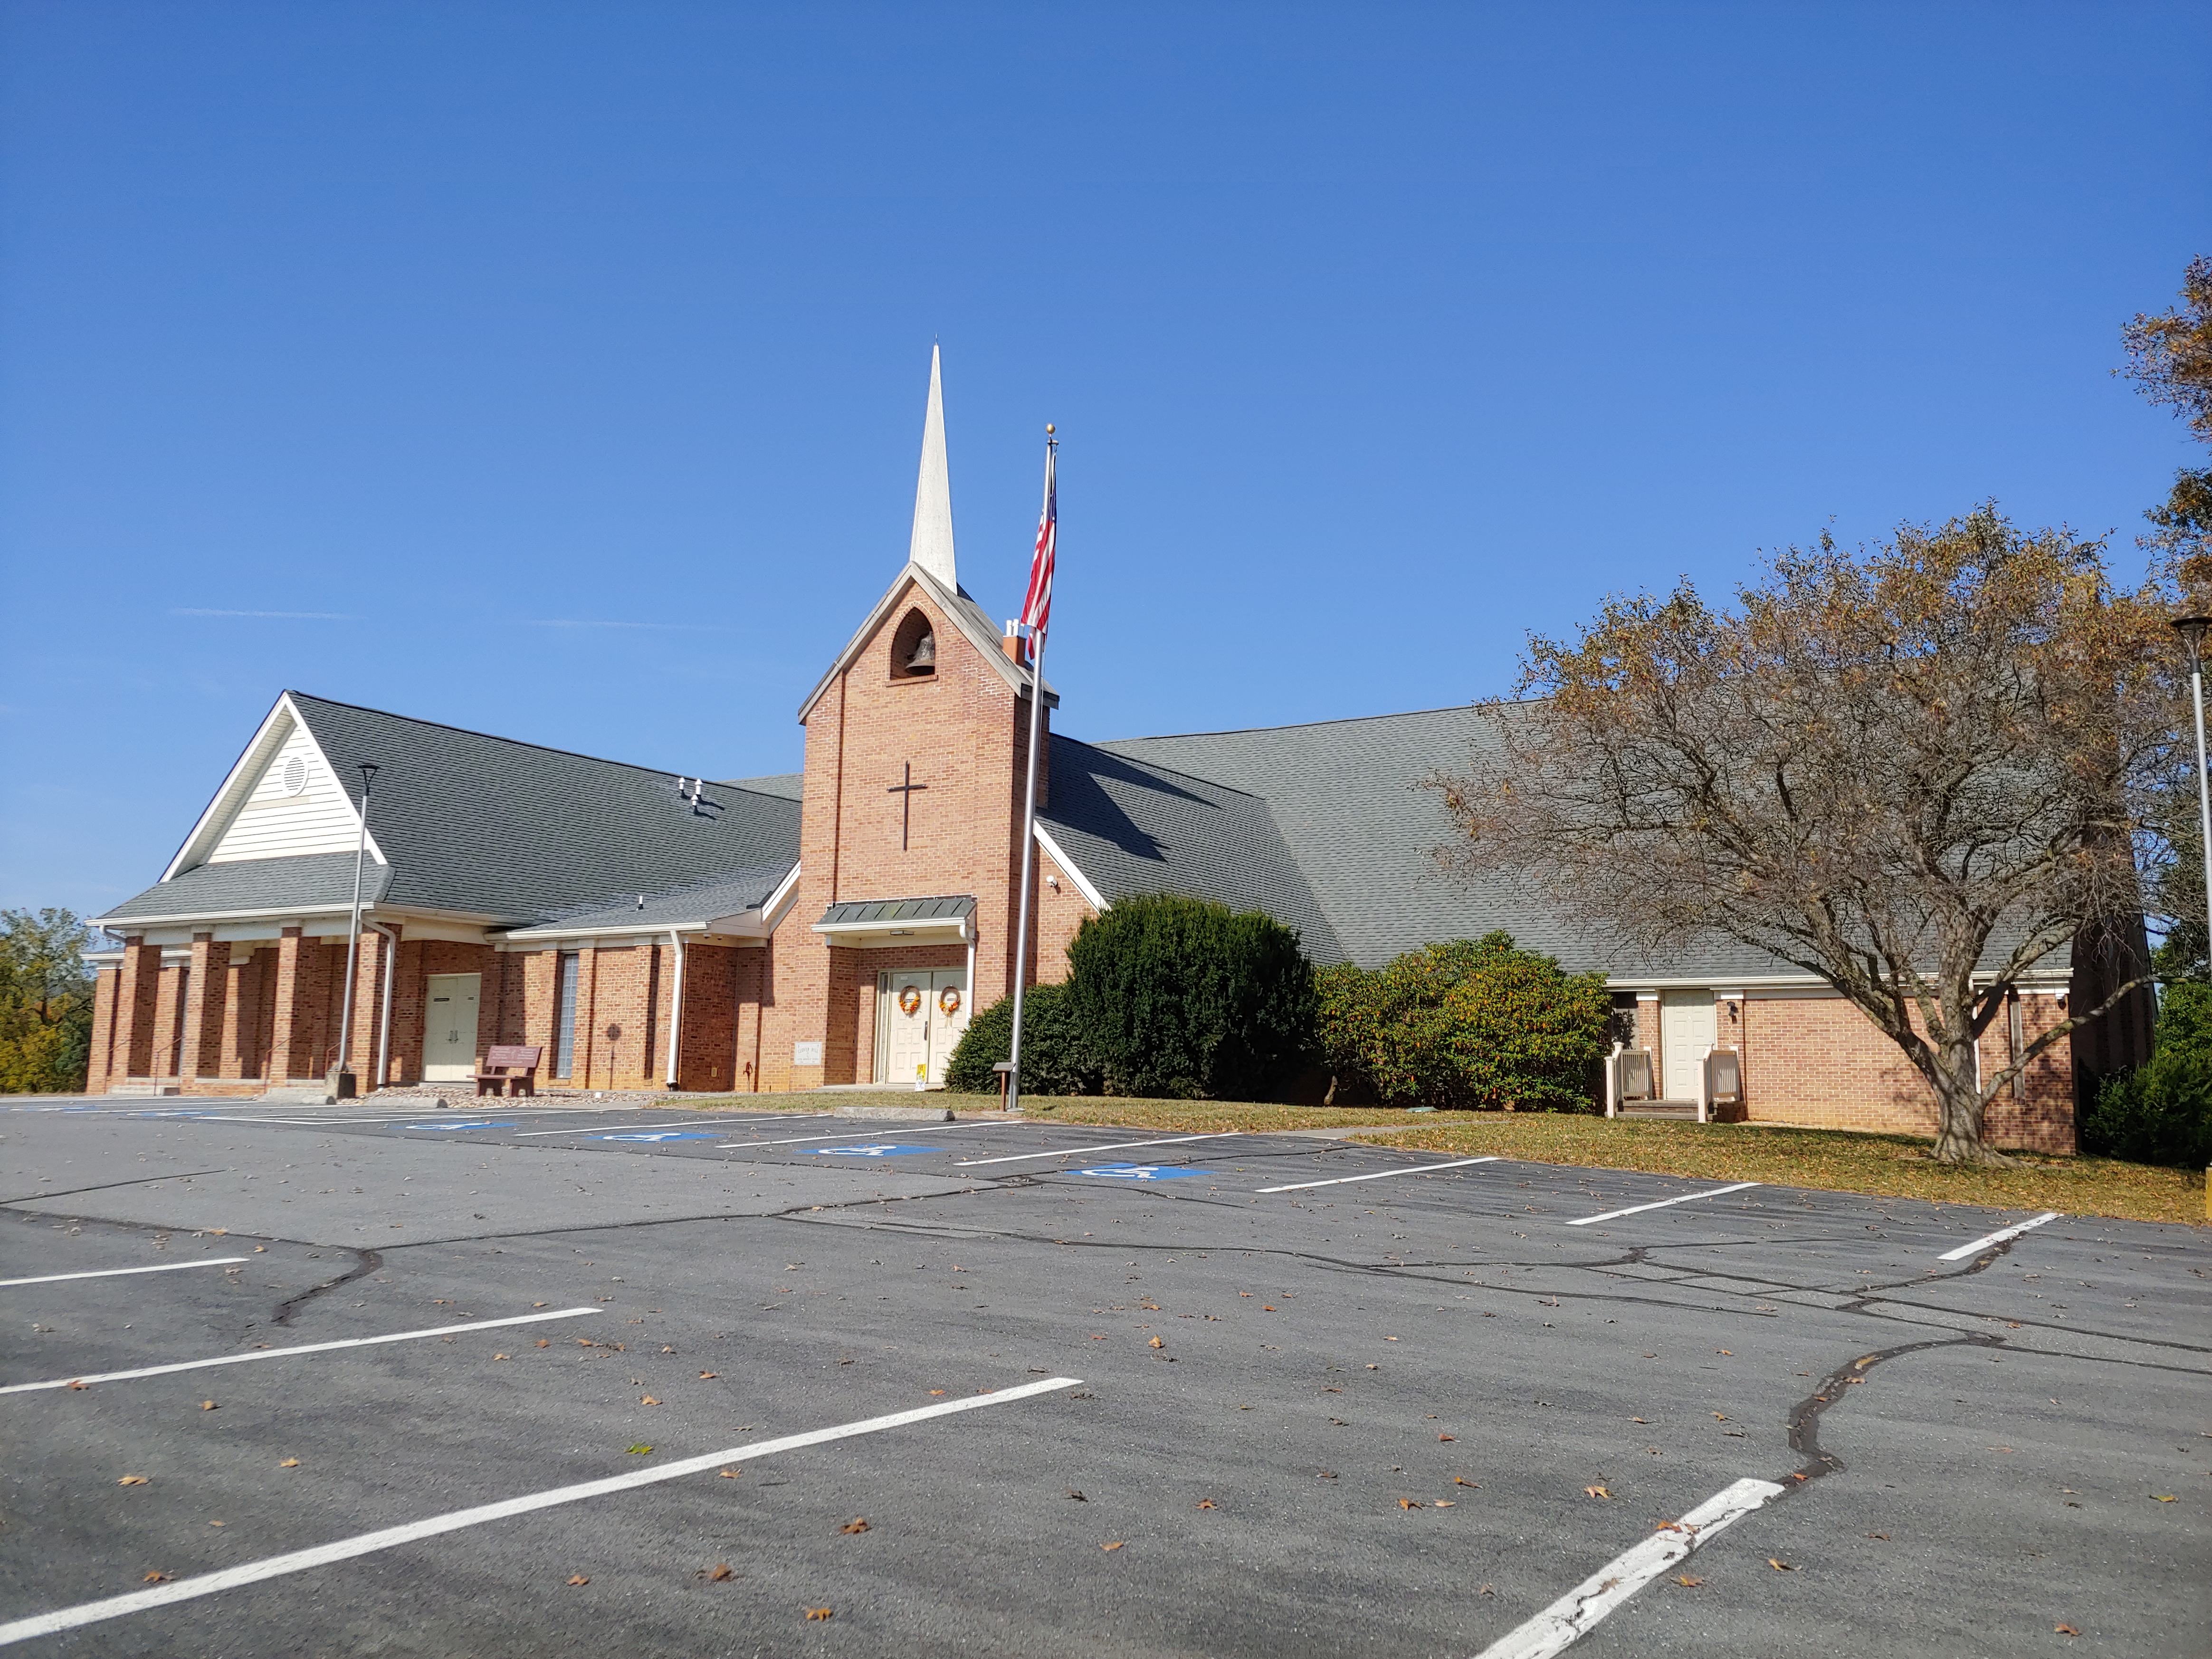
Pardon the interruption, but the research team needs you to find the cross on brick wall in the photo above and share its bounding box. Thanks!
[887,761,928,850]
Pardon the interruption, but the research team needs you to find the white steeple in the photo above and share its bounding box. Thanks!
[907,343,957,589]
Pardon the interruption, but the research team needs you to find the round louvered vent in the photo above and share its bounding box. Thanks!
[280,755,308,797]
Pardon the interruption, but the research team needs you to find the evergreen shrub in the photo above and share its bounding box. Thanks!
[944,981,1099,1097]
[1315,932,1610,1110]
[1064,893,1316,1099]
[2081,982,2212,1168]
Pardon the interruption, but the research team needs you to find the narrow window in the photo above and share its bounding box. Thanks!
[555,952,580,1077]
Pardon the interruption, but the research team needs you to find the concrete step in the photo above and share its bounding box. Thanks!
[257,1086,334,1104]
[105,1082,181,1097]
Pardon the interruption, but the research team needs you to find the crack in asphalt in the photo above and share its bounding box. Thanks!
[0,1168,232,1205]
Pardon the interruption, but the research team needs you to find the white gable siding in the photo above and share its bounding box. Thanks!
[205,721,369,865]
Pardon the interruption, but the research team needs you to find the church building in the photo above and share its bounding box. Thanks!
[84,351,2101,1151]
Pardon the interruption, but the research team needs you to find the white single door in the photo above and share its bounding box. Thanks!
[423,973,481,1081]
[885,971,933,1085]
[925,970,970,1085]
[1659,990,1716,1101]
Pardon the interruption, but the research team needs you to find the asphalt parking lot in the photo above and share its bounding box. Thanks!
[1,1098,2206,1657]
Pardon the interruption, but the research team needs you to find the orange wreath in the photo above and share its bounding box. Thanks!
[938,985,963,1017]
[897,985,923,1016]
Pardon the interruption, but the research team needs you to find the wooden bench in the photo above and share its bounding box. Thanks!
[475,1045,543,1098]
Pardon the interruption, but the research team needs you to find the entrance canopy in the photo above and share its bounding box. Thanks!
[812,894,975,949]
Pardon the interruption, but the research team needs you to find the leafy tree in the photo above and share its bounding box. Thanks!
[1316,933,1611,1110]
[1064,893,1315,1100]
[1432,510,2173,1165]
[0,908,96,1094]
[2080,982,2212,1168]
[944,981,1100,1096]
[2120,254,2212,569]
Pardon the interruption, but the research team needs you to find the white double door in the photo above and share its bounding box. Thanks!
[423,973,481,1081]
[879,969,970,1086]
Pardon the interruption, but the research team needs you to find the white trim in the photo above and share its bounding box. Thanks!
[1033,825,1108,913]
[160,694,386,883]
[759,861,804,932]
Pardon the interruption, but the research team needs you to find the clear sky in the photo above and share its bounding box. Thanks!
[2,2,2207,919]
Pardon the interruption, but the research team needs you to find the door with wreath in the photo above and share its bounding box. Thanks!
[878,969,971,1086]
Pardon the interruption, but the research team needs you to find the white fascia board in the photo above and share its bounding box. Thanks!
[90,900,382,932]
[503,916,760,946]
[81,950,125,966]
[759,862,804,934]
[1033,825,1108,914]
[160,692,387,880]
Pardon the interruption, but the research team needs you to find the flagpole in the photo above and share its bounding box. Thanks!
[1005,428,1055,1116]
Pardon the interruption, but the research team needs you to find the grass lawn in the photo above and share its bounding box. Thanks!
[670,1091,2205,1226]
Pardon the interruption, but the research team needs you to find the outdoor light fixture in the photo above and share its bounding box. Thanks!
[2173,615,2212,967]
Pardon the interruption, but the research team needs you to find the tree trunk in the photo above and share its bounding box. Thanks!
[1928,1036,2011,1165]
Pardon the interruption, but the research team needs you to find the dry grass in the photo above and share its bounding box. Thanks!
[669,1092,2204,1225]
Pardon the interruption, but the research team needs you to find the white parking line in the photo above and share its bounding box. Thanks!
[0,1307,598,1395]
[1474,1476,1787,1659]
[954,1133,1238,1167]
[505,1115,790,1138]
[0,1372,1083,1646]
[1256,1155,1499,1193]
[0,1257,248,1289]
[1937,1210,2062,1261]
[1566,1182,1760,1226]
[716,1123,1020,1151]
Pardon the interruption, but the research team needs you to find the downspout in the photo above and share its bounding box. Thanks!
[368,921,400,1093]
[963,916,976,1030]
[664,930,686,1089]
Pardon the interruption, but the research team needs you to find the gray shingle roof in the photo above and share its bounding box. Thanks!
[528,864,795,932]
[1039,736,1345,963]
[100,853,393,925]
[1089,706,1795,978]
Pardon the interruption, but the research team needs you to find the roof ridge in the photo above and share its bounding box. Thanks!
[1094,697,1542,746]
[285,690,742,784]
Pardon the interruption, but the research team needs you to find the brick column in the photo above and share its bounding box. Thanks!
[176,933,231,1081]
[111,936,162,1081]
[268,927,312,1081]
[343,930,383,1081]
[219,947,263,1080]
[85,968,120,1094]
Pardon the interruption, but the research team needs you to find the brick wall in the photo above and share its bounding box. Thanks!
[86,967,119,1093]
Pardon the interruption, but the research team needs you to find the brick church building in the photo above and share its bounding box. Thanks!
[85,352,2112,1150]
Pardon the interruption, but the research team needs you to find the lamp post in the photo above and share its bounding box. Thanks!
[2172,615,2212,972]
[332,762,380,1102]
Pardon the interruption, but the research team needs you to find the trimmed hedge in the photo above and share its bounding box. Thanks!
[1315,932,1610,1110]
[944,981,1099,1096]
[1065,893,1316,1100]
[2081,982,2212,1168]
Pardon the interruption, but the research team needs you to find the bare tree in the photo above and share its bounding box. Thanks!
[1432,510,2173,1164]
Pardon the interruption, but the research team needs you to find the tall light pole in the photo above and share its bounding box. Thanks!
[2172,614,2212,972]
[333,762,380,1102]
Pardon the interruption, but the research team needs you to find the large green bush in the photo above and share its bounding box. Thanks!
[944,980,1100,1096]
[1064,893,1316,1099]
[2081,982,2212,1168]
[1315,932,1610,1110]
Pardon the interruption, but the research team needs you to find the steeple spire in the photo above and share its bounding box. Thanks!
[907,343,957,589]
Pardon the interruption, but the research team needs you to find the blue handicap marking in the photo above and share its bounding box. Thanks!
[1076,1163,1205,1181]
[407,1121,515,1132]
[807,1143,944,1157]
[597,1131,721,1143]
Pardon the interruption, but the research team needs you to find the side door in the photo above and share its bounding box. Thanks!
[423,973,482,1081]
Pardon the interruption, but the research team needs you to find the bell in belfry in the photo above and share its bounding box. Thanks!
[905,629,936,672]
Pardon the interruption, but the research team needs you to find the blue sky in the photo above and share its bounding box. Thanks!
[3,2,2207,918]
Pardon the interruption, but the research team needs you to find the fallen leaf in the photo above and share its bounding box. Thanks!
[142,1570,170,1583]
[1439,1434,1455,1442]
[279,1458,300,1468]
[1584,1486,1611,1499]
[1455,1477,1478,1487]
[706,1564,735,1581]
[1400,1498,1424,1509]
[1068,1490,1087,1500]
[1868,1533,1889,1540]
[1318,1471,1338,1479]
[1101,1541,1124,1551]
[840,1518,869,1534]
[2152,1494,2177,1502]
[1675,1574,1704,1588]
[699,1372,718,1380]
[68,1380,87,1391]
[640,1396,661,1406]
[493,1354,510,1362]
[534,1302,547,1308]
[200,1401,218,1411]
[536,1339,550,1348]
[1769,1558,1795,1571]
[662,1345,677,1354]
[2055,1624,2079,1637]
[118,1475,149,1486]
[1148,1336,1164,1349]
[567,1574,589,1586]
[255,1245,266,1252]
[1716,1350,1733,1356]
[1433,1499,1456,1507]
[719,1468,741,1478]
[1195,1498,1215,1509]
[929,1389,947,1396]
[806,1608,834,1621]
[1262,1306,1276,1311]
[627,1445,653,1456]
[1632,1417,1648,1424]
[1712,1413,1728,1421]
[1365,1364,1379,1371]
[208,1520,224,1527]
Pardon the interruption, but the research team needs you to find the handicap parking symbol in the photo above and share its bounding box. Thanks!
[1076,1163,1204,1181]
[597,1131,721,1143]
[807,1143,943,1157]
[406,1121,515,1132]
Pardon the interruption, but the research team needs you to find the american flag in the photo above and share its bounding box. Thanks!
[1020,443,1056,660]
